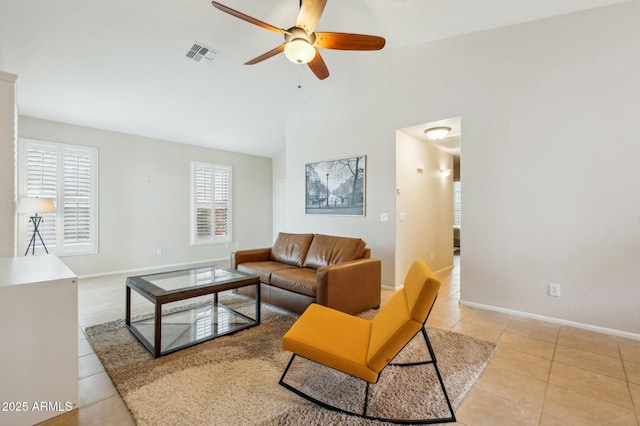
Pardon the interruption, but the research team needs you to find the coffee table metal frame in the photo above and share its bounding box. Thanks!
[125,265,260,357]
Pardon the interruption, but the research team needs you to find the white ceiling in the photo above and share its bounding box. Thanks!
[0,0,627,157]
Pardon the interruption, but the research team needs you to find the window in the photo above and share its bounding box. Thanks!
[190,162,232,245]
[453,180,461,228]
[18,139,98,255]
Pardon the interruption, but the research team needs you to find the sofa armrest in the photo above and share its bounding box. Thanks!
[231,248,272,269]
[316,258,382,315]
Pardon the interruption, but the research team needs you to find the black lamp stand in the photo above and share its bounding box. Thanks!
[25,214,49,256]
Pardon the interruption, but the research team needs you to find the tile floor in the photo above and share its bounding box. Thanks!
[39,255,640,425]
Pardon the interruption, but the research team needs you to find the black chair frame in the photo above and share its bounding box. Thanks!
[279,321,457,424]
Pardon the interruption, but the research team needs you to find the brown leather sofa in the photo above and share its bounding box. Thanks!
[231,232,381,315]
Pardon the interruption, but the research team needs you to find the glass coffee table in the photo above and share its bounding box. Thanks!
[125,265,260,357]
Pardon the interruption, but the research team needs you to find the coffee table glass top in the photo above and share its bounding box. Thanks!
[130,266,253,295]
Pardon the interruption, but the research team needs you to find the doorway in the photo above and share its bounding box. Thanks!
[395,117,461,286]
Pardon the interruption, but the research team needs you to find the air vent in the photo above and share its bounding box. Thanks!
[186,42,218,64]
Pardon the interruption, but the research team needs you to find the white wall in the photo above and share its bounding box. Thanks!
[395,131,453,286]
[19,117,273,276]
[284,2,640,335]
[285,57,397,287]
[0,71,17,257]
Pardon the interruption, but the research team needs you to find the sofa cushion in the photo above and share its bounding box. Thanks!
[302,234,366,269]
[270,268,317,298]
[269,233,314,267]
[237,261,297,284]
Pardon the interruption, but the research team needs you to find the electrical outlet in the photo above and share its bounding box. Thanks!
[156,248,163,256]
[549,283,560,297]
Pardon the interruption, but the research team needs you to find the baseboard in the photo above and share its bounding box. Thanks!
[460,300,640,341]
[78,257,230,279]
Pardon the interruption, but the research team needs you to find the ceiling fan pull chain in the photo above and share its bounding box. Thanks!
[298,64,302,89]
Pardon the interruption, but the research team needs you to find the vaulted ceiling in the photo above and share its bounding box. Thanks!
[0,0,627,157]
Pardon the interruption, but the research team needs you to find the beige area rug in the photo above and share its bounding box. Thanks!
[85,295,496,425]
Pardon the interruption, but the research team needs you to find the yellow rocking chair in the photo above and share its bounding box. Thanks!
[279,260,456,424]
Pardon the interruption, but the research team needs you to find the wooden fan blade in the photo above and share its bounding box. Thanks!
[314,32,386,51]
[244,44,286,65]
[307,49,329,80]
[212,2,289,35]
[296,0,327,35]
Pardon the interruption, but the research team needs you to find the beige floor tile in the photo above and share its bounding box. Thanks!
[78,353,105,379]
[462,309,513,330]
[451,321,503,343]
[455,387,540,426]
[619,336,640,347]
[557,326,619,358]
[78,309,123,329]
[489,346,552,381]
[505,317,560,343]
[76,396,134,425]
[497,332,556,360]
[78,338,94,357]
[428,305,465,329]
[436,293,463,310]
[548,361,633,410]
[554,344,625,379]
[37,396,135,426]
[427,314,460,330]
[431,304,465,322]
[630,382,640,410]
[78,372,119,407]
[537,414,572,425]
[473,364,547,409]
[622,344,640,363]
[542,384,637,425]
[625,361,640,385]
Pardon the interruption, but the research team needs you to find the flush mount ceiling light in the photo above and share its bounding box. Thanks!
[284,38,316,64]
[424,126,451,140]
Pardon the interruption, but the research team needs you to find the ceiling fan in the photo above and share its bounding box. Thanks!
[211,0,385,80]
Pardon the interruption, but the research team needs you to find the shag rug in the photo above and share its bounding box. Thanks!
[85,295,496,425]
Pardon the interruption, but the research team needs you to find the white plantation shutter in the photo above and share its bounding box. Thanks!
[63,149,93,249]
[213,167,230,238]
[19,139,98,255]
[191,162,232,244]
[25,145,58,249]
[195,167,213,239]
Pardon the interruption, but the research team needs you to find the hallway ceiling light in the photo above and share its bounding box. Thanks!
[424,126,451,140]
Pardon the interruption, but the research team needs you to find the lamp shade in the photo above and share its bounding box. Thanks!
[284,39,316,64]
[17,197,56,214]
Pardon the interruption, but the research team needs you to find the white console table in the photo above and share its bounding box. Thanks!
[0,255,78,426]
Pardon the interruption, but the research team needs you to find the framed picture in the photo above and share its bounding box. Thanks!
[305,155,366,216]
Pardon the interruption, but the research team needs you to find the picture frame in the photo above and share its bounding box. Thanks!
[305,155,366,216]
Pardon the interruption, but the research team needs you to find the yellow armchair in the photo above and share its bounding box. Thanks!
[279,260,456,424]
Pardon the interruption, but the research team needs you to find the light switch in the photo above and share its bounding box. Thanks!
[399,212,406,222]
[380,213,389,222]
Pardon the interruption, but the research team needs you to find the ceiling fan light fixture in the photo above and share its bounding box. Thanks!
[284,39,316,64]
[424,126,451,140]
